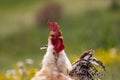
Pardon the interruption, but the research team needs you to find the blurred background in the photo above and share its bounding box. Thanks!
[0,0,120,79]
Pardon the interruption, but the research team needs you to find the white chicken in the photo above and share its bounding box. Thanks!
[31,20,72,80]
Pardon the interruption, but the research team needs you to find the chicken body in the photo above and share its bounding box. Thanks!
[32,20,72,80]
[32,42,72,80]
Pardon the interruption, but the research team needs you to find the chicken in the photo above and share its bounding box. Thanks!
[32,20,106,80]
[69,49,106,80]
[31,20,72,80]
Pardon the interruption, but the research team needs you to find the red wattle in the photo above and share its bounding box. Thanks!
[51,38,64,53]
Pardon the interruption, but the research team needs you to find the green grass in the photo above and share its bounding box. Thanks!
[0,0,44,12]
[0,27,48,71]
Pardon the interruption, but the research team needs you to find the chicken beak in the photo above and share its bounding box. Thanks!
[40,44,48,50]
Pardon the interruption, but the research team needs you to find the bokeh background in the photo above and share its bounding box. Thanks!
[0,0,120,80]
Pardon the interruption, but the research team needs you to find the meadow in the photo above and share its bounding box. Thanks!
[0,0,120,80]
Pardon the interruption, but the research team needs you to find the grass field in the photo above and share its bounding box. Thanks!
[0,0,120,80]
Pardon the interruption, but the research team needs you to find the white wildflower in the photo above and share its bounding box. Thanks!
[13,75,18,80]
[25,58,34,65]
[18,68,24,75]
[5,69,16,78]
[16,61,25,75]
[17,61,24,68]
[110,48,117,58]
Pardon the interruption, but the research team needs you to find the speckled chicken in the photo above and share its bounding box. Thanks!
[69,49,106,80]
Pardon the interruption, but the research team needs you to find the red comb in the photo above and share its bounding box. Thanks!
[48,19,62,37]
[48,19,64,53]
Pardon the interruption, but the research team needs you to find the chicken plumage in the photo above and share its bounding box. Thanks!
[31,20,72,80]
[70,50,106,80]
[32,20,105,80]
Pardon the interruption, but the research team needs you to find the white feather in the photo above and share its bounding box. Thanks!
[57,50,72,75]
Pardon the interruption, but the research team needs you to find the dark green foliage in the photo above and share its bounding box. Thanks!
[110,0,120,10]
